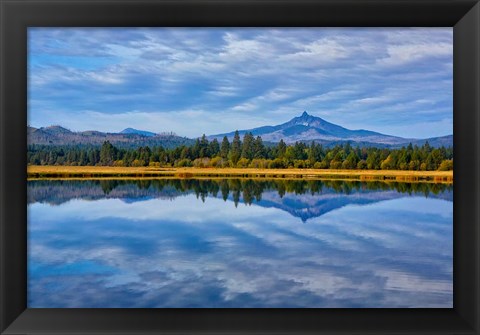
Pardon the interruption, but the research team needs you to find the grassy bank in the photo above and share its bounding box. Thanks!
[27,165,453,183]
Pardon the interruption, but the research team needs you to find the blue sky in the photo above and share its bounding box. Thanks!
[28,28,452,139]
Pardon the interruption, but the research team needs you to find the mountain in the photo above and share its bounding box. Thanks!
[120,128,156,137]
[406,134,453,149]
[43,125,73,135]
[27,126,194,149]
[208,111,453,148]
[27,111,453,149]
[255,189,451,222]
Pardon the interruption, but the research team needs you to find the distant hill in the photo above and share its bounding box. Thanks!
[27,126,194,149]
[27,111,453,149]
[404,135,453,149]
[120,128,156,137]
[208,111,453,148]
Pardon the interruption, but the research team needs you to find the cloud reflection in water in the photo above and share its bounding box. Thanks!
[28,179,452,308]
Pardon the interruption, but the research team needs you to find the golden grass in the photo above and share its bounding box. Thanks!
[27,165,453,183]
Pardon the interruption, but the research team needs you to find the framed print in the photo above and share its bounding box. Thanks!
[26,26,458,308]
[1,0,479,334]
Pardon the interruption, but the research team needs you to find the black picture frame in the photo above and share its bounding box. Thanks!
[1,0,479,334]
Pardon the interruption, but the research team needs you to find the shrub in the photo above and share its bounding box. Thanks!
[357,160,368,170]
[249,159,268,169]
[236,158,250,168]
[193,158,211,168]
[176,159,192,167]
[210,156,225,168]
[438,159,453,171]
[342,160,354,169]
[131,159,146,167]
[380,155,394,170]
[293,160,306,168]
[318,160,329,169]
[330,160,342,169]
[409,160,420,170]
[268,158,285,169]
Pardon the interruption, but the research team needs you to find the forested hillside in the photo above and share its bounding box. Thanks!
[28,131,453,171]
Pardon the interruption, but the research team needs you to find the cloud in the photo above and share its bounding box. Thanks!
[219,32,267,61]
[231,102,258,112]
[279,38,351,68]
[379,42,452,66]
[28,28,453,138]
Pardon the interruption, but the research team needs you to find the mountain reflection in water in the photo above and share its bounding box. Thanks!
[28,179,452,222]
[28,179,453,308]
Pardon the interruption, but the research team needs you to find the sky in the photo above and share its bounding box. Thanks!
[28,28,453,139]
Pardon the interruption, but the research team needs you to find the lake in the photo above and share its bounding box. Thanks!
[27,179,453,308]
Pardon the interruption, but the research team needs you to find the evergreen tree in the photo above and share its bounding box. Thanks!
[229,130,241,165]
[342,151,358,169]
[220,136,230,159]
[292,142,307,160]
[209,138,220,157]
[191,138,201,158]
[253,136,265,159]
[241,132,255,159]
[307,142,323,164]
[277,139,287,158]
[180,146,191,160]
[199,134,209,158]
[100,141,115,166]
[79,151,87,165]
[27,134,454,172]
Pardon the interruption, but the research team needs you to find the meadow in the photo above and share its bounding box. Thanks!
[27,165,453,183]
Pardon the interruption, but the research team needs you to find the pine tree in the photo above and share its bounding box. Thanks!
[277,139,287,158]
[209,138,220,157]
[220,136,230,159]
[229,130,242,165]
[241,132,255,159]
[100,141,115,166]
[292,142,307,160]
[199,134,209,158]
[253,136,265,159]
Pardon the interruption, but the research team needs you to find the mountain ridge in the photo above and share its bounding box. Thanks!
[208,111,448,147]
[28,111,453,148]
[27,126,194,149]
[120,128,156,137]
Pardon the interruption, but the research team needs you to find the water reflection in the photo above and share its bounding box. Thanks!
[28,179,452,222]
[28,179,453,308]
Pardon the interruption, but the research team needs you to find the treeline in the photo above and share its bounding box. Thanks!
[27,131,454,171]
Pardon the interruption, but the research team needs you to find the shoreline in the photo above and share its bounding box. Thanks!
[27,166,454,183]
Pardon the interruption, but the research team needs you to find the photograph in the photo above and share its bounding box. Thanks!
[27,27,453,308]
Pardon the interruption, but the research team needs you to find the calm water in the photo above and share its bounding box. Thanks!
[28,179,453,308]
